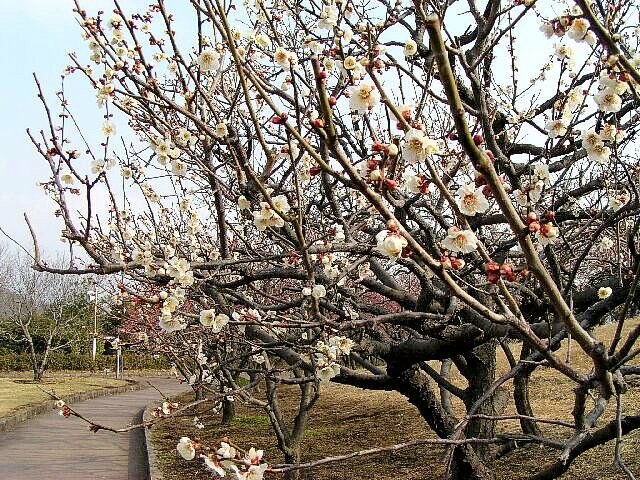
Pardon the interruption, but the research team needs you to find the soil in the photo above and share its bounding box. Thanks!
[150,319,640,479]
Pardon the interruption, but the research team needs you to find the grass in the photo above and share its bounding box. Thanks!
[0,374,129,417]
[151,318,640,479]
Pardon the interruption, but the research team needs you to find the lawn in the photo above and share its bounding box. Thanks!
[150,319,640,479]
[0,374,130,417]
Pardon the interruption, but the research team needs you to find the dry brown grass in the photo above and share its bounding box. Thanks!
[151,318,640,479]
[0,374,129,417]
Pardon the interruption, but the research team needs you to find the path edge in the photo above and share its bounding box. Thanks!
[0,378,142,432]
[143,400,164,480]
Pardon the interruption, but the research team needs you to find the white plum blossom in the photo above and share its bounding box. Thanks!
[171,159,187,177]
[404,39,418,56]
[376,230,407,258]
[598,287,612,299]
[215,121,229,138]
[601,236,614,249]
[584,30,597,45]
[311,284,327,299]
[242,464,269,480]
[102,121,116,137]
[442,227,478,254]
[343,55,357,70]
[274,46,296,69]
[217,441,236,459]
[176,437,196,460]
[348,81,380,114]
[318,4,339,29]
[539,22,554,38]
[176,127,192,146]
[255,33,270,48]
[554,44,574,64]
[331,223,346,242]
[253,203,285,230]
[90,158,105,175]
[272,194,291,214]
[238,195,251,210]
[533,163,550,185]
[403,172,435,194]
[201,454,226,477]
[317,361,341,381]
[330,336,354,355]
[201,310,230,332]
[196,352,207,365]
[200,309,216,326]
[403,129,439,163]
[545,118,568,139]
[456,183,490,216]
[567,18,589,41]
[594,89,622,113]
[197,48,221,72]
[608,191,629,211]
[341,27,354,44]
[587,143,611,165]
[513,181,544,206]
[537,223,559,246]
[245,447,264,464]
[599,71,629,95]
[159,313,186,333]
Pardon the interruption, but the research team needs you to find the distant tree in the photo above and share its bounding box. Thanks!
[0,250,92,381]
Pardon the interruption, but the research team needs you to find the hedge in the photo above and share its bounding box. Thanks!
[0,352,169,372]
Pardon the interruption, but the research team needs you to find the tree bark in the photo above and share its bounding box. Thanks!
[462,341,509,459]
[440,359,455,417]
[221,397,235,424]
[283,449,302,480]
[514,345,541,436]
[388,362,495,480]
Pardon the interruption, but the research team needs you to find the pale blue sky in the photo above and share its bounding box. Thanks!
[0,1,553,258]
[0,0,117,255]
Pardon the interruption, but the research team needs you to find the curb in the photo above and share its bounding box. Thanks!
[143,400,164,480]
[0,378,142,432]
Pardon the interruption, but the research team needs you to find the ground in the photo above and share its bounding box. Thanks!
[0,373,129,417]
[150,319,640,479]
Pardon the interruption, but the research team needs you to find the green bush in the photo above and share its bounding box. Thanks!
[0,352,169,372]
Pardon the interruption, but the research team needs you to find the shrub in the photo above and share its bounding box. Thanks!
[0,352,169,372]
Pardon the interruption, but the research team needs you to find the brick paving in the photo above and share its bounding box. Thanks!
[0,377,188,479]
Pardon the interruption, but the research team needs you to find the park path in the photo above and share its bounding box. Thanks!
[0,377,188,480]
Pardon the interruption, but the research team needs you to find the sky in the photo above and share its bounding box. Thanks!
[0,0,116,257]
[0,0,553,260]
[0,0,195,259]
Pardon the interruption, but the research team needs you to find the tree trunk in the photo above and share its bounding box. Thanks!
[389,362,495,480]
[222,397,235,424]
[283,449,302,480]
[194,386,204,401]
[440,359,454,417]
[513,345,541,436]
[22,326,40,382]
[462,341,509,459]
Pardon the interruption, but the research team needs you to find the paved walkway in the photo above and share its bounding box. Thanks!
[0,377,188,479]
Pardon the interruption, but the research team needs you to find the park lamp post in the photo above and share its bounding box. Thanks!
[112,336,122,379]
[86,281,99,362]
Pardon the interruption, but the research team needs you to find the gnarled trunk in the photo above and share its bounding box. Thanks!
[221,397,235,424]
[462,341,509,459]
[388,362,495,480]
[513,345,541,436]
